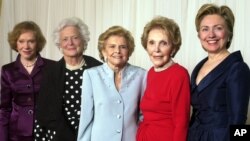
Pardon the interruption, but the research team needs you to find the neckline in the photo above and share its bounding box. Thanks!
[154,60,175,72]
[22,57,38,68]
[66,58,86,70]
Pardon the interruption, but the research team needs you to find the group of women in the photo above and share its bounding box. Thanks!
[0,3,250,141]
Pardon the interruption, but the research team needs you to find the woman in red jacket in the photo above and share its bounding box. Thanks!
[136,16,190,141]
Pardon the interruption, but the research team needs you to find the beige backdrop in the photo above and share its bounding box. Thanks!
[0,0,250,124]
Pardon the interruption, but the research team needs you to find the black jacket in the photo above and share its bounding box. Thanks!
[35,55,102,141]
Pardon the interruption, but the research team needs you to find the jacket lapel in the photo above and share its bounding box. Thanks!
[192,51,242,93]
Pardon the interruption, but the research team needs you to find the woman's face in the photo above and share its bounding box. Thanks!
[198,14,229,53]
[102,35,129,69]
[59,26,84,57]
[146,28,173,69]
[16,31,37,60]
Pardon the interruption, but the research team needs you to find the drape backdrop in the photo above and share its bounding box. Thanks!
[0,0,250,123]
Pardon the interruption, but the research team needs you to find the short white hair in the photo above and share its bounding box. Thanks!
[53,17,90,51]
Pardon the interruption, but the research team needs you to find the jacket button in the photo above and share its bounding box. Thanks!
[116,114,121,119]
[27,97,32,102]
[27,84,31,88]
[28,110,33,115]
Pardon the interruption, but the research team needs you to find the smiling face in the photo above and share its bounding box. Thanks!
[102,35,129,69]
[16,31,37,61]
[198,14,229,54]
[59,26,84,58]
[146,28,174,69]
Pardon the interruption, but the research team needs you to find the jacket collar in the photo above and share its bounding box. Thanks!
[14,54,44,76]
[191,51,243,93]
[102,62,130,79]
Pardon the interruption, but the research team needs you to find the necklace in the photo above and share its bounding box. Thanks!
[154,59,174,72]
[23,58,38,67]
[66,58,86,70]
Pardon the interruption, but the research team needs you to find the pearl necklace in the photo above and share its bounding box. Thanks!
[23,58,38,67]
[154,59,174,72]
[66,58,86,70]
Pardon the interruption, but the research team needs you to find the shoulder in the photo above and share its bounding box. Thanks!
[41,58,56,64]
[127,64,146,72]
[126,64,147,79]
[193,57,207,71]
[83,64,104,75]
[172,63,189,74]
[41,58,64,75]
[228,60,250,80]
[83,55,102,67]
[40,58,56,69]
[226,51,250,73]
[171,63,190,79]
[1,62,16,71]
[81,65,106,84]
[231,61,250,72]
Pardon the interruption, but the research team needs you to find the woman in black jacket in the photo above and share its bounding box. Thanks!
[34,17,102,141]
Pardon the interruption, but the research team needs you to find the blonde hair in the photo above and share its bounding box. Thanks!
[195,3,235,48]
[98,26,135,61]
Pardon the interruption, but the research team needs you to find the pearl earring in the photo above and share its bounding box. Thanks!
[104,56,108,62]
[171,52,174,57]
[59,47,63,53]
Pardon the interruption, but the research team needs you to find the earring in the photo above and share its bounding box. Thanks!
[170,52,174,57]
[59,47,63,53]
[104,56,108,62]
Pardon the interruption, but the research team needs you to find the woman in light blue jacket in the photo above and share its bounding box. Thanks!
[77,26,146,141]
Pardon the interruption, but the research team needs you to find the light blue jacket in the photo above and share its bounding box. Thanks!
[77,63,146,141]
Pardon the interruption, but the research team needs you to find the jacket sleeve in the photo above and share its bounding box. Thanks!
[227,62,250,124]
[77,70,94,141]
[172,70,190,141]
[35,62,61,140]
[138,70,147,122]
[0,67,12,141]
